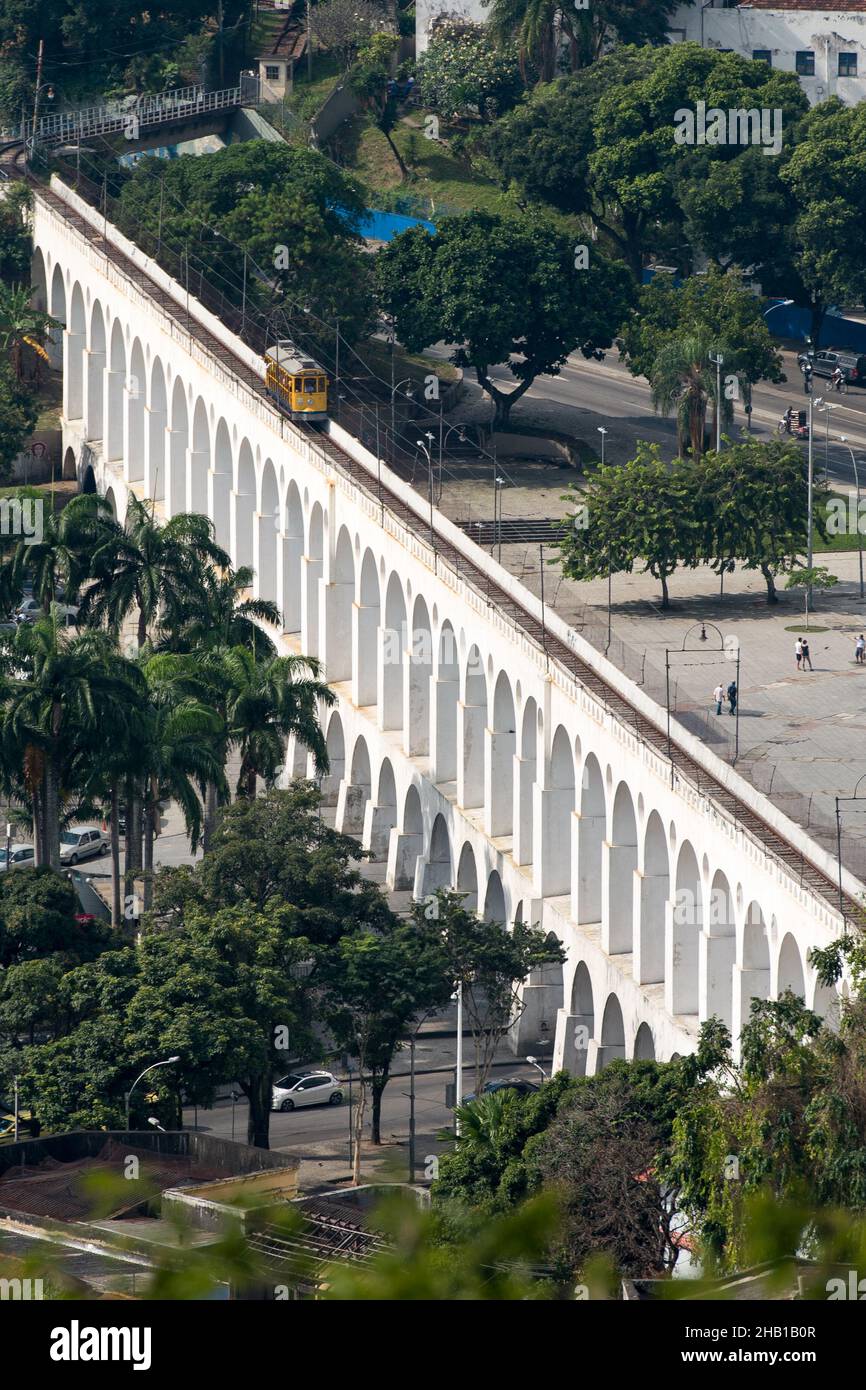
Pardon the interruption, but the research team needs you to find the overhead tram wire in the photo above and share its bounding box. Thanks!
[68,140,517,500]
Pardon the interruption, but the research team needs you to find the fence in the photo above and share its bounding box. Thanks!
[23,80,260,150]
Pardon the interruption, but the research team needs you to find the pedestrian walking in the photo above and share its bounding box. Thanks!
[713,682,724,716]
[727,680,738,716]
[795,638,803,670]
[801,637,813,671]
[856,634,865,665]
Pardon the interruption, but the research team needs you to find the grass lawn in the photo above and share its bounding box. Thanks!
[814,493,866,554]
[283,53,344,122]
[342,114,506,214]
[355,337,459,394]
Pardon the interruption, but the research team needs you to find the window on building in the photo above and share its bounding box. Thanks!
[839,53,858,77]
[752,50,772,67]
[265,65,280,81]
[795,51,815,76]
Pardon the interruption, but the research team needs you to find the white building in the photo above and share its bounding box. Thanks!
[670,2,866,105]
[417,3,866,105]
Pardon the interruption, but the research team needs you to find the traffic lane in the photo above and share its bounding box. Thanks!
[481,350,866,449]
[183,1069,455,1153]
[183,1063,543,1153]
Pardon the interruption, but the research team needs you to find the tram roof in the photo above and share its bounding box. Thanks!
[265,340,323,375]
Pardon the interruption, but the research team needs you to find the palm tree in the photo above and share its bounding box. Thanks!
[136,656,230,909]
[77,494,232,649]
[0,620,145,870]
[485,0,559,82]
[0,492,117,615]
[160,563,281,661]
[648,334,731,459]
[220,646,333,800]
[0,283,59,379]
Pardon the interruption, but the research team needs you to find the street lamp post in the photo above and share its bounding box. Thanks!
[494,474,506,563]
[455,979,463,1136]
[709,351,724,453]
[818,400,838,471]
[391,377,414,442]
[416,435,435,538]
[598,426,611,651]
[125,1056,180,1131]
[439,422,469,505]
[838,437,865,599]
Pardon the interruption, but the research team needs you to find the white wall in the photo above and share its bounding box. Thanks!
[670,4,866,106]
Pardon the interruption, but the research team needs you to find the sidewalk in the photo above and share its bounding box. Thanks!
[511,545,866,880]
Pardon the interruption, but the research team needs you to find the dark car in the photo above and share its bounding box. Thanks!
[811,348,866,385]
[463,1077,540,1104]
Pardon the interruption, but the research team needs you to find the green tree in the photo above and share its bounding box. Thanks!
[0,182,33,284]
[560,442,701,609]
[784,564,839,628]
[0,282,57,379]
[377,209,632,427]
[774,99,866,343]
[0,362,39,483]
[152,786,394,949]
[0,491,114,615]
[77,494,230,648]
[158,561,281,660]
[665,995,866,1274]
[321,918,451,1168]
[350,33,408,178]
[618,267,785,427]
[429,890,565,1093]
[648,331,721,459]
[0,622,145,869]
[417,19,524,119]
[0,868,111,968]
[693,440,816,603]
[114,141,374,347]
[221,646,332,800]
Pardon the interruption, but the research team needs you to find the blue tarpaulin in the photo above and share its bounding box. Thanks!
[351,207,436,242]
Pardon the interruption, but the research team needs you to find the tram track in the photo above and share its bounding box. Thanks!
[23,166,866,933]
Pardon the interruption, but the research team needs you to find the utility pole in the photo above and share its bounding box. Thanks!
[307,0,313,80]
[408,1033,416,1183]
[31,38,44,156]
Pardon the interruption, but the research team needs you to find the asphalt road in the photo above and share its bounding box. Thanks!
[182,1068,456,1156]
[471,346,866,493]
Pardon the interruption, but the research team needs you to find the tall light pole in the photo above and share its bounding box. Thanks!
[455,980,463,1136]
[838,436,864,599]
[391,376,413,442]
[494,474,506,562]
[709,351,724,453]
[818,400,838,471]
[125,1056,180,1131]
[598,427,611,651]
[416,435,434,535]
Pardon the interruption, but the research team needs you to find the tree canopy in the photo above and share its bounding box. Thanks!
[376,209,632,426]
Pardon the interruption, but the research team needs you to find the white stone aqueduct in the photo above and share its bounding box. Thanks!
[32,179,853,1070]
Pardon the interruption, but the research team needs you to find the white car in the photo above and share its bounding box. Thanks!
[59,826,109,865]
[271,1071,343,1112]
[0,844,35,871]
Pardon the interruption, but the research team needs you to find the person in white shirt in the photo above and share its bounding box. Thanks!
[795,638,803,670]
[713,682,724,715]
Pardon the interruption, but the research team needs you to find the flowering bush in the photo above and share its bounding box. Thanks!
[417,20,523,123]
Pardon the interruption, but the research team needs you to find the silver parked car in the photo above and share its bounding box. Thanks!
[0,844,35,871]
[59,826,109,866]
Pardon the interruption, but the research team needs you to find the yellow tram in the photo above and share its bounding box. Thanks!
[264,340,329,422]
